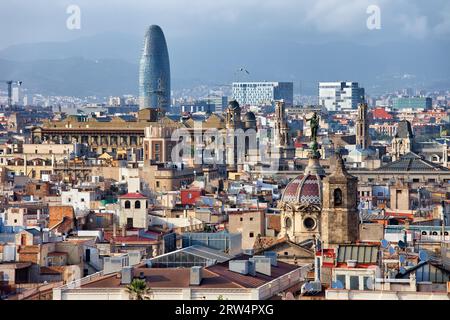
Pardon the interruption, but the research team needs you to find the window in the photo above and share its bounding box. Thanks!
[81,198,85,202]
[285,217,292,228]
[36,185,41,190]
[135,200,141,209]
[303,217,316,230]
[336,275,345,287]
[334,188,343,206]
[240,217,243,222]
[349,276,359,290]
[156,181,160,188]
[127,218,133,228]
[284,252,289,256]
[249,232,254,238]
[363,276,371,290]
[249,217,254,221]
[14,219,17,223]
[124,200,131,209]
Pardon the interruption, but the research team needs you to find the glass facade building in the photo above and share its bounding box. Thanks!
[139,25,171,111]
[181,232,242,256]
[392,97,432,111]
[232,82,293,107]
[319,81,365,111]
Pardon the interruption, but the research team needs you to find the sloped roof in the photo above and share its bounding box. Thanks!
[375,152,450,172]
[395,120,414,138]
[118,192,147,199]
[336,245,379,265]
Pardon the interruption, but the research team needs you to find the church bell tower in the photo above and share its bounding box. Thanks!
[321,152,359,247]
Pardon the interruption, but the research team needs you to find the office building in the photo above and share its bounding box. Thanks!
[12,87,21,105]
[207,96,228,113]
[139,25,171,113]
[392,97,432,111]
[319,81,365,111]
[232,82,293,107]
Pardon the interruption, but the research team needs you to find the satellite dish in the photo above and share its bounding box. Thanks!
[285,292,295,300]
[332,280,344,289]
[381,239,389,249]
[398,240,406,249]
[399,255,406,264]
[419,250,429,262]
[399,267,406,274]
[389,246,395,255]
[365,277,374,290]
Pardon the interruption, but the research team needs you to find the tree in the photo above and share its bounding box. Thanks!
[126,279,151,300]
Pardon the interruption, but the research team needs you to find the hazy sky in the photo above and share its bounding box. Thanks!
[1,0,449,49]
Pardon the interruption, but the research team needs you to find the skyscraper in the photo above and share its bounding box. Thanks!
[139,25,171,113]
[318,81,365,111]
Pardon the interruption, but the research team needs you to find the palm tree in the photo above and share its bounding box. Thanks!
[126,278,151,300]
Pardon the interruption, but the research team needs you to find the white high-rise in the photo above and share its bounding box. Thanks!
[318,81,364,111]
[12,87,21,105]
[232,82,293,107]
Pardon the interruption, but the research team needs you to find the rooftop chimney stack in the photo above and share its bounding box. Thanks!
[190,266,202,286]
[121,266,133,285]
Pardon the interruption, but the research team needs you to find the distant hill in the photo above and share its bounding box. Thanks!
[0,32,449,97]
[0,57,139,97]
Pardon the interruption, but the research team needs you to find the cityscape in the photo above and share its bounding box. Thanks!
[0,0,450,309]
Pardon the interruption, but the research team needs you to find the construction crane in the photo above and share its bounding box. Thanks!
[0,80,22,106]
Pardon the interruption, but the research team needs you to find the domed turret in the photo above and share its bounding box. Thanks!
[244,111,256,129]
[280,173,322,206]
[227,99,240,111]
[226,100,242,129]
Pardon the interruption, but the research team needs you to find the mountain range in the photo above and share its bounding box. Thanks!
[0,32,449,97]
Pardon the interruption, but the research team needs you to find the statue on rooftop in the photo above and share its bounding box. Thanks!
[304,112,320,153]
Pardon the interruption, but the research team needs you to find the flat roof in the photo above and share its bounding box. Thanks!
[80,255,300,290]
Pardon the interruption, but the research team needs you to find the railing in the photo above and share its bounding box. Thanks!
[58,270,104,291]
[16,281,64,300]
[257,264,311,300]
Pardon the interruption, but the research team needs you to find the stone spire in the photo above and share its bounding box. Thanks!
[321,151,359,246]
[330,151,353,179]
[304,153,325,176]
[356,103,370,149]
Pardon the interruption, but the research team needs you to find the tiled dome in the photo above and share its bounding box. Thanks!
[281,174,322,206]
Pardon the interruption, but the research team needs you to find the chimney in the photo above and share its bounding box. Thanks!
[121,266,133,285]
[190,266,202,286]
[249,256,272,276]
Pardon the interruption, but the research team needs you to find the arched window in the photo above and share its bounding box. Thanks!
[135,200,141,209]
[334,188,343,206]
[285,217,292,229]
[124,200,130,209]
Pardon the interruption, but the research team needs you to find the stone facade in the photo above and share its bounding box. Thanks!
[321,154,359,246]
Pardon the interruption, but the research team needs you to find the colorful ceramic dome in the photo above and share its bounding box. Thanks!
[280,173,322,206]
